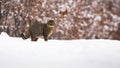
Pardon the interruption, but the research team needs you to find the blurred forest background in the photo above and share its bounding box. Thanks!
[0,0,120,40]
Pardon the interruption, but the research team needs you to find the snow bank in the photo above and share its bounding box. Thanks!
[0,32,120,68]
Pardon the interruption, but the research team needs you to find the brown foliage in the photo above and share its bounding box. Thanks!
[0,0,120,40]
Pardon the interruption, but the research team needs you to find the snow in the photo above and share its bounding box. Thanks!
[0,32,120,68]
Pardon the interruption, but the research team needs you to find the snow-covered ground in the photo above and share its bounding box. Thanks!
[0,32,120,68]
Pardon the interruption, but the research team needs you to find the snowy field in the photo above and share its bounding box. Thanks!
[0,32,120,68]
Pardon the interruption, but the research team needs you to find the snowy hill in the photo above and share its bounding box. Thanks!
[0,32,120,68]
